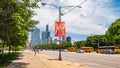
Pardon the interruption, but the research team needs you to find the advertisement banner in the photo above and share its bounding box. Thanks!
[54,21,66,37]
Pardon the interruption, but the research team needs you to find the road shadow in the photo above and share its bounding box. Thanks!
[48,58,59,61]
[7,62,30,68]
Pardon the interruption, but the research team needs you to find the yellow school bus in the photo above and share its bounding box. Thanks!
[114,46,120,53]
[81,47,94,53]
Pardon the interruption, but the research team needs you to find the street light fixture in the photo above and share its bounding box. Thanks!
[41,3,46,6]
[41,0,87,60]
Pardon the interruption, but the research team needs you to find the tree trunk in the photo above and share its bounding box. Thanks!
[15,46,17,53]
[2,41,5,61]
[8,44,11,54]
[12,45,15,53]
[13,46,15,53]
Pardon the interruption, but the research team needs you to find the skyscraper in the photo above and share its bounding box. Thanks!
[66,36,71,42]
[46,24,48,31]
[30,27,40,46]
[62,37,66,42]
[46,31,50,43]
[41,24,50,44]
[48,37,52,44]
[41,31,46,44]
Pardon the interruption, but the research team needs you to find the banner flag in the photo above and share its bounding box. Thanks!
[54,21,66,37]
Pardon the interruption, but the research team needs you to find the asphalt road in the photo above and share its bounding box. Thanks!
[40,50,120,68]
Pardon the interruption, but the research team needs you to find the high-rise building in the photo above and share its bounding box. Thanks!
[46,24,49,31]
[41,24,50,44]
[48,37,52,44]
[46,31,50,43]
[62,37,66,42]
[66,36,71,42]
[41,31,46,44]
[31,27,40,46]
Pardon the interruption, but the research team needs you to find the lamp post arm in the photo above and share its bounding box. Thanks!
[61,0,87,15]
[41,2,58,9]
[63,6,80,15]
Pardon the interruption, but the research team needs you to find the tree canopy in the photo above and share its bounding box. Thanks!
[106,18,120,46]
[0,0,40,59]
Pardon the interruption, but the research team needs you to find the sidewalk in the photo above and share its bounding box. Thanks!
[7,50,88,68]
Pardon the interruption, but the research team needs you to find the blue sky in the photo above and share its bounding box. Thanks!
[32,0,120,42]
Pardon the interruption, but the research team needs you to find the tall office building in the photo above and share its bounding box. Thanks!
[46,31,50,43]
[48,37,52,44]
[62,37,66,42]
[46,24,50,44]
[30,27,40,46]
[66,36,71,42]
[46,24,48,31]
[41,24,50,44]
[41,31,46,44]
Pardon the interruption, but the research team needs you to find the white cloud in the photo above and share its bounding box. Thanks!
[32,0,119,40]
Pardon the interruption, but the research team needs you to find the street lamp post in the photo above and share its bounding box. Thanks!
[97,36,100,49]
[95,35,100,49]
[41,3,63,60]
[41,0,86,60]
[58,6,62,60]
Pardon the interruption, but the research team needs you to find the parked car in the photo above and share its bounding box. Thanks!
[102,49,114,54]
[76,49,84,53]
[63,49,68,52]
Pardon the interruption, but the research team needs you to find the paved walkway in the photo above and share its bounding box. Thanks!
[7,50,88,68]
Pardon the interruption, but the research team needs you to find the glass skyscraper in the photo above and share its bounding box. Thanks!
[41,31,46,44]
[41,24,50,44]
[66,36,71,42]
[41,31,50,44]
[30,27,40,46]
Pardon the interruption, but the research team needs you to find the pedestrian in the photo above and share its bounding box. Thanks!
[33,48,36,55]
[37,49,39,54]
[34,48,40,55]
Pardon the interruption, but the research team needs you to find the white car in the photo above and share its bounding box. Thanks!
[63,49,68,52]
[76,49,84,53]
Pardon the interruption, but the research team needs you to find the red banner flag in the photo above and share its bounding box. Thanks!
[54,21,66,37]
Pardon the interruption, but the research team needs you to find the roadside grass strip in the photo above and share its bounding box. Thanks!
[0,52,20,68]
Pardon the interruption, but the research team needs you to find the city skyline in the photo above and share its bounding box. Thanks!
[32,0,120,42]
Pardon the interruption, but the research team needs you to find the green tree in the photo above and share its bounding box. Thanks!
[50,43,59,50]
[74,41,80,48]
[43,44,52,49]
[106,18,120,46]
[0,0,40,60]
[86,36,96,47]
[74,41,86,48]
[96,35,107,46]
[86,35,107,49]
[61,42,72,49]
[79,40,86,47]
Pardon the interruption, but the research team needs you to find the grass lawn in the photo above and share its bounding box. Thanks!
[0,52,20,68]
